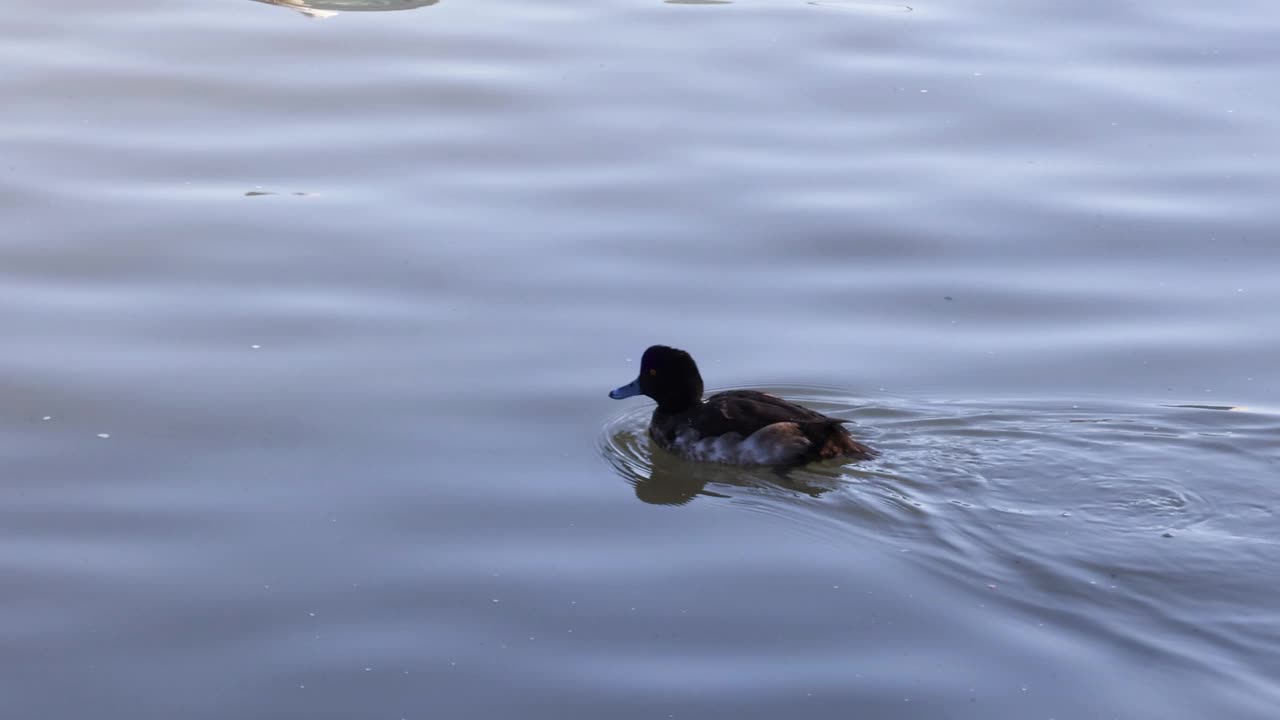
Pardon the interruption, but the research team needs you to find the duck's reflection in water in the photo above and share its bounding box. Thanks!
[628,450,842,506]
[250,0,439,19]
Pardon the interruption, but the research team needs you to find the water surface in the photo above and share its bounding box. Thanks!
[2,0,1278,718]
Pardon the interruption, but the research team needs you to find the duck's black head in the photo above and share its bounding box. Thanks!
[609,345,704,413]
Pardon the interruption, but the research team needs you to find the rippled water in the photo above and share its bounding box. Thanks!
[603,392,1280,716]
[3,0,1278,718]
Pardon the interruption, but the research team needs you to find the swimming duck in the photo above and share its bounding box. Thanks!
[609,345,876,465]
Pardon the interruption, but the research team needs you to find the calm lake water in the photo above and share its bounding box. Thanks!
[3,0,1278,717]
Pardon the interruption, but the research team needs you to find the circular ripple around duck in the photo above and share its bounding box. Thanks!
[1069,476,1211,532]
[598,402,656,491]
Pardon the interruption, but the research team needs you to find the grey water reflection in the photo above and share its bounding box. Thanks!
[250,0,438,18]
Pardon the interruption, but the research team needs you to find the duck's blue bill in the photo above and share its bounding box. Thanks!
[609,378,642,399]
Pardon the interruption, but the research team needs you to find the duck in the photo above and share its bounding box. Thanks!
[609,345,876,465]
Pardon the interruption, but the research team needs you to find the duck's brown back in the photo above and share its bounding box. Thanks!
[651,390,875,464]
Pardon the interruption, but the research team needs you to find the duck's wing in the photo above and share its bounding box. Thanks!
[694,390,840,437]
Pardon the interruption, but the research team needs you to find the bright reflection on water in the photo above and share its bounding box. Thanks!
[2,0,1279,718]
[251,0,440,18]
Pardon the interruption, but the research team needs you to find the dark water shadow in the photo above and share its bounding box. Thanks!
[626,446,851,505]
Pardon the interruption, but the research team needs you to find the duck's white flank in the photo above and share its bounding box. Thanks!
[666,423,811,465]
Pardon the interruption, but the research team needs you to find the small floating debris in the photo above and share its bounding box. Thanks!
[1162,531,1175,538]
[42,416,52,421]
[96,433,111,439]
[1162,404,1242,412]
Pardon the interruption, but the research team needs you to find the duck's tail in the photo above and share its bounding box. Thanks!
[800,420,877,461]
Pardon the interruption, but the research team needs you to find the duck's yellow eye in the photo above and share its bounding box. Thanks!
[648,368,657,376]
